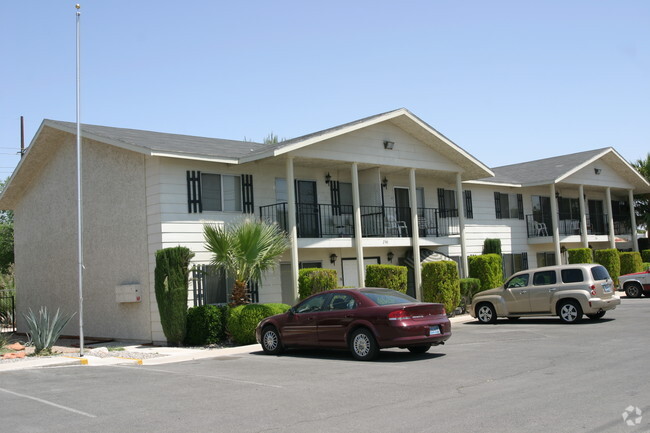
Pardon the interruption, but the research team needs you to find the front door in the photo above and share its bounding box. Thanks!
[342,257,380,287]
[502,273,531,314]
[394,187,412,235]
[296,180,320,237]
[528,270,557,313]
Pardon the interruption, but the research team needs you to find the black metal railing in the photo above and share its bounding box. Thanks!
[0,289,16,333]
[191,265,258,306]
[527,213,613,238]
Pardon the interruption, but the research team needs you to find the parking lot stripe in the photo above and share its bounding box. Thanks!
[0,387,97,418]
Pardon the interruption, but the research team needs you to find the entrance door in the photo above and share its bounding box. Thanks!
[394,187,412,235]
[342,257,380,287]
[296,180,320,237]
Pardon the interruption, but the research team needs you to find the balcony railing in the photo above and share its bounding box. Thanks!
[259,203,459,239]
[526,213,613,238]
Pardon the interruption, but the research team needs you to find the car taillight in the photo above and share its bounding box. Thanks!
[388,310,411,321]
[590,285,597,296]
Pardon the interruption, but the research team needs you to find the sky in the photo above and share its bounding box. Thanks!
[1,1,648,180]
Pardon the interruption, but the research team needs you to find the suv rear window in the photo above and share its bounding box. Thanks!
[561,269,584,283]
[533,271,557,286]
[591,265,611,281]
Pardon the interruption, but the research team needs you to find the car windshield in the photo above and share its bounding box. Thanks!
[591,265,610,281]
[361,289,419,306]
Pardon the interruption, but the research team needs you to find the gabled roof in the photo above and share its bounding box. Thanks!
[469,147,650,193]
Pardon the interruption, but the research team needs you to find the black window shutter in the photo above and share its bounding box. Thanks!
[186,170,202,213]
[330,181,340,215]
[437,188,446,210]
[517,194,524,220]
[522,252,528,270]
[464,190,473,219]
[242,174,254,214]
[494,192,502,219]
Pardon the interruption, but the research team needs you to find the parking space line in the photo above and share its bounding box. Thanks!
[0,387,96,418]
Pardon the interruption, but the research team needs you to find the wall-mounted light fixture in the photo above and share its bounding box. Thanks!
[594,168,602,175]
[387,251,394,263]
[330,253,338,264]
[555,191,560,199]
[381,177,388,189]
[383,140,394,150]
[325,172,331,184]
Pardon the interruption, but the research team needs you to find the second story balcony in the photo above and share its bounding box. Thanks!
[526,213,630,238]
[260,203,460,239]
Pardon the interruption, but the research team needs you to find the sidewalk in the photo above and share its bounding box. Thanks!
[1,314,475,372]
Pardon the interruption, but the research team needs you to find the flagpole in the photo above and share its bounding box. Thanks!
[75,3,85,357]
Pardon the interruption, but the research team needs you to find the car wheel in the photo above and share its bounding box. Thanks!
[507,316,521,321]
[261,326,283,355]
[349,328,379,361]
[625,283,643,298]
[558,300,583,324]
[587,311,606,320]
[476,303,497,324]
[407,344,432,354]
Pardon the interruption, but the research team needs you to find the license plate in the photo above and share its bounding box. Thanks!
[603,284,612,293]
[429,326,441,335]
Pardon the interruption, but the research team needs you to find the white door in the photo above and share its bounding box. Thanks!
[342,257,379,287]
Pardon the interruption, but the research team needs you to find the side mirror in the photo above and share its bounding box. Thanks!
[288,307,295,316]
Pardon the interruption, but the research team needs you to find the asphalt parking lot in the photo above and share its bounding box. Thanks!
[1,297,649,433]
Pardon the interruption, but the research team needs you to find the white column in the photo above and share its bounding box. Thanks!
[550,184,562,264]
[578,185,588,248]
[351,163,365,287]
[629,189,639,252]
[456,172,468,278]
[409,168,422,300]
[605,187,616,249]
[286,157,299,302]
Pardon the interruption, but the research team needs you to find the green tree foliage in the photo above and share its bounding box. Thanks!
[154,246,195,346]
[619,252,642,276]
[482,238,502,255]
[227,303,290,345]
[642,249,650,263]
[0,177,14,273]
[298,268,337,299]
[421,261,461,313]
[567,248,593,264]
[632,153,650,230]
[594,249,621,286]
[468,254,504,291]
[204,218,289,306]
[365,264,407,293]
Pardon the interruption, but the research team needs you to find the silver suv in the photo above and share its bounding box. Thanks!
[470,264,620,324]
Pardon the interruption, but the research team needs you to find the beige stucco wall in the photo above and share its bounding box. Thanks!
[14,134,152,341]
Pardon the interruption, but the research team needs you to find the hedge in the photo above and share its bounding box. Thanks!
[568,248,593,264]
[459,278,481,313]
[365,264,407,293]
[594,249,621,286]
[154,246,195,346]
[643,263,650,271]
[482,238,502,255]
[642,250,650,263]
[185,304,229,346]
[620,252,643,276]
[468,254,503,291]
[227,303,291,345]
[421,261,460,313]
[298,268,337,299]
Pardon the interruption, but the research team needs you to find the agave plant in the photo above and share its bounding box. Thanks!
[23,307,75,355]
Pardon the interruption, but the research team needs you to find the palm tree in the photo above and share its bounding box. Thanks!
[203,218,289,306]
[632,153,650,231]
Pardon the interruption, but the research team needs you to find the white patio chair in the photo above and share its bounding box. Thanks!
[385,215,408,237]
[535,221,548,236]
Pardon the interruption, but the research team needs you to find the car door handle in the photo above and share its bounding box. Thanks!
[520,290,527,294]
[549,288,557,292]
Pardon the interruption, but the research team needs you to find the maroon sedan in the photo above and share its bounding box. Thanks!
[255,288,451,361]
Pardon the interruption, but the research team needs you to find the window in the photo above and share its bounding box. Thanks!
[438,188,472,219]
[295,294,328,313]
[591,266,610,281]
[561,269,584,283]
[275,178,287,203]
[506,274,529,289]
[533,271,557,286]
[503,252,529,278]
[201,173,242,212]
[495,192,523,219]
[327,294,356,310]
[536,252,556,267]
[339,182,353,214]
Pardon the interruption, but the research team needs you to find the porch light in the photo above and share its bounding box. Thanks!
[381,177,388,189]
[330,253,338,264]
[325,172,331,184]
[383,140,394,150]
[387,251,394,263]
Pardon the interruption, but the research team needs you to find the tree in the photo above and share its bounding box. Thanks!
[0,177,14,273]
[632,153,650,231]
[203,218,289,306]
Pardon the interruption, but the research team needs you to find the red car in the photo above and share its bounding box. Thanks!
[255,288,451,361]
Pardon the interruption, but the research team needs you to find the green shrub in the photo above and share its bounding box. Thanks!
[642,250,650,263]
[594,249,621,286]
[459,278,481,313]
[365,264,407,293]
[23,307,75,356]
[567,248,593,264]
[482,239,502,255]
[421,261,460,314]
[620,252,643,276]
[185,304,230,346]
[298,268,337,299]
[154,246,195,346]
[643,263,650,271]
[468,254,503,291]
[227,303,291,345]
